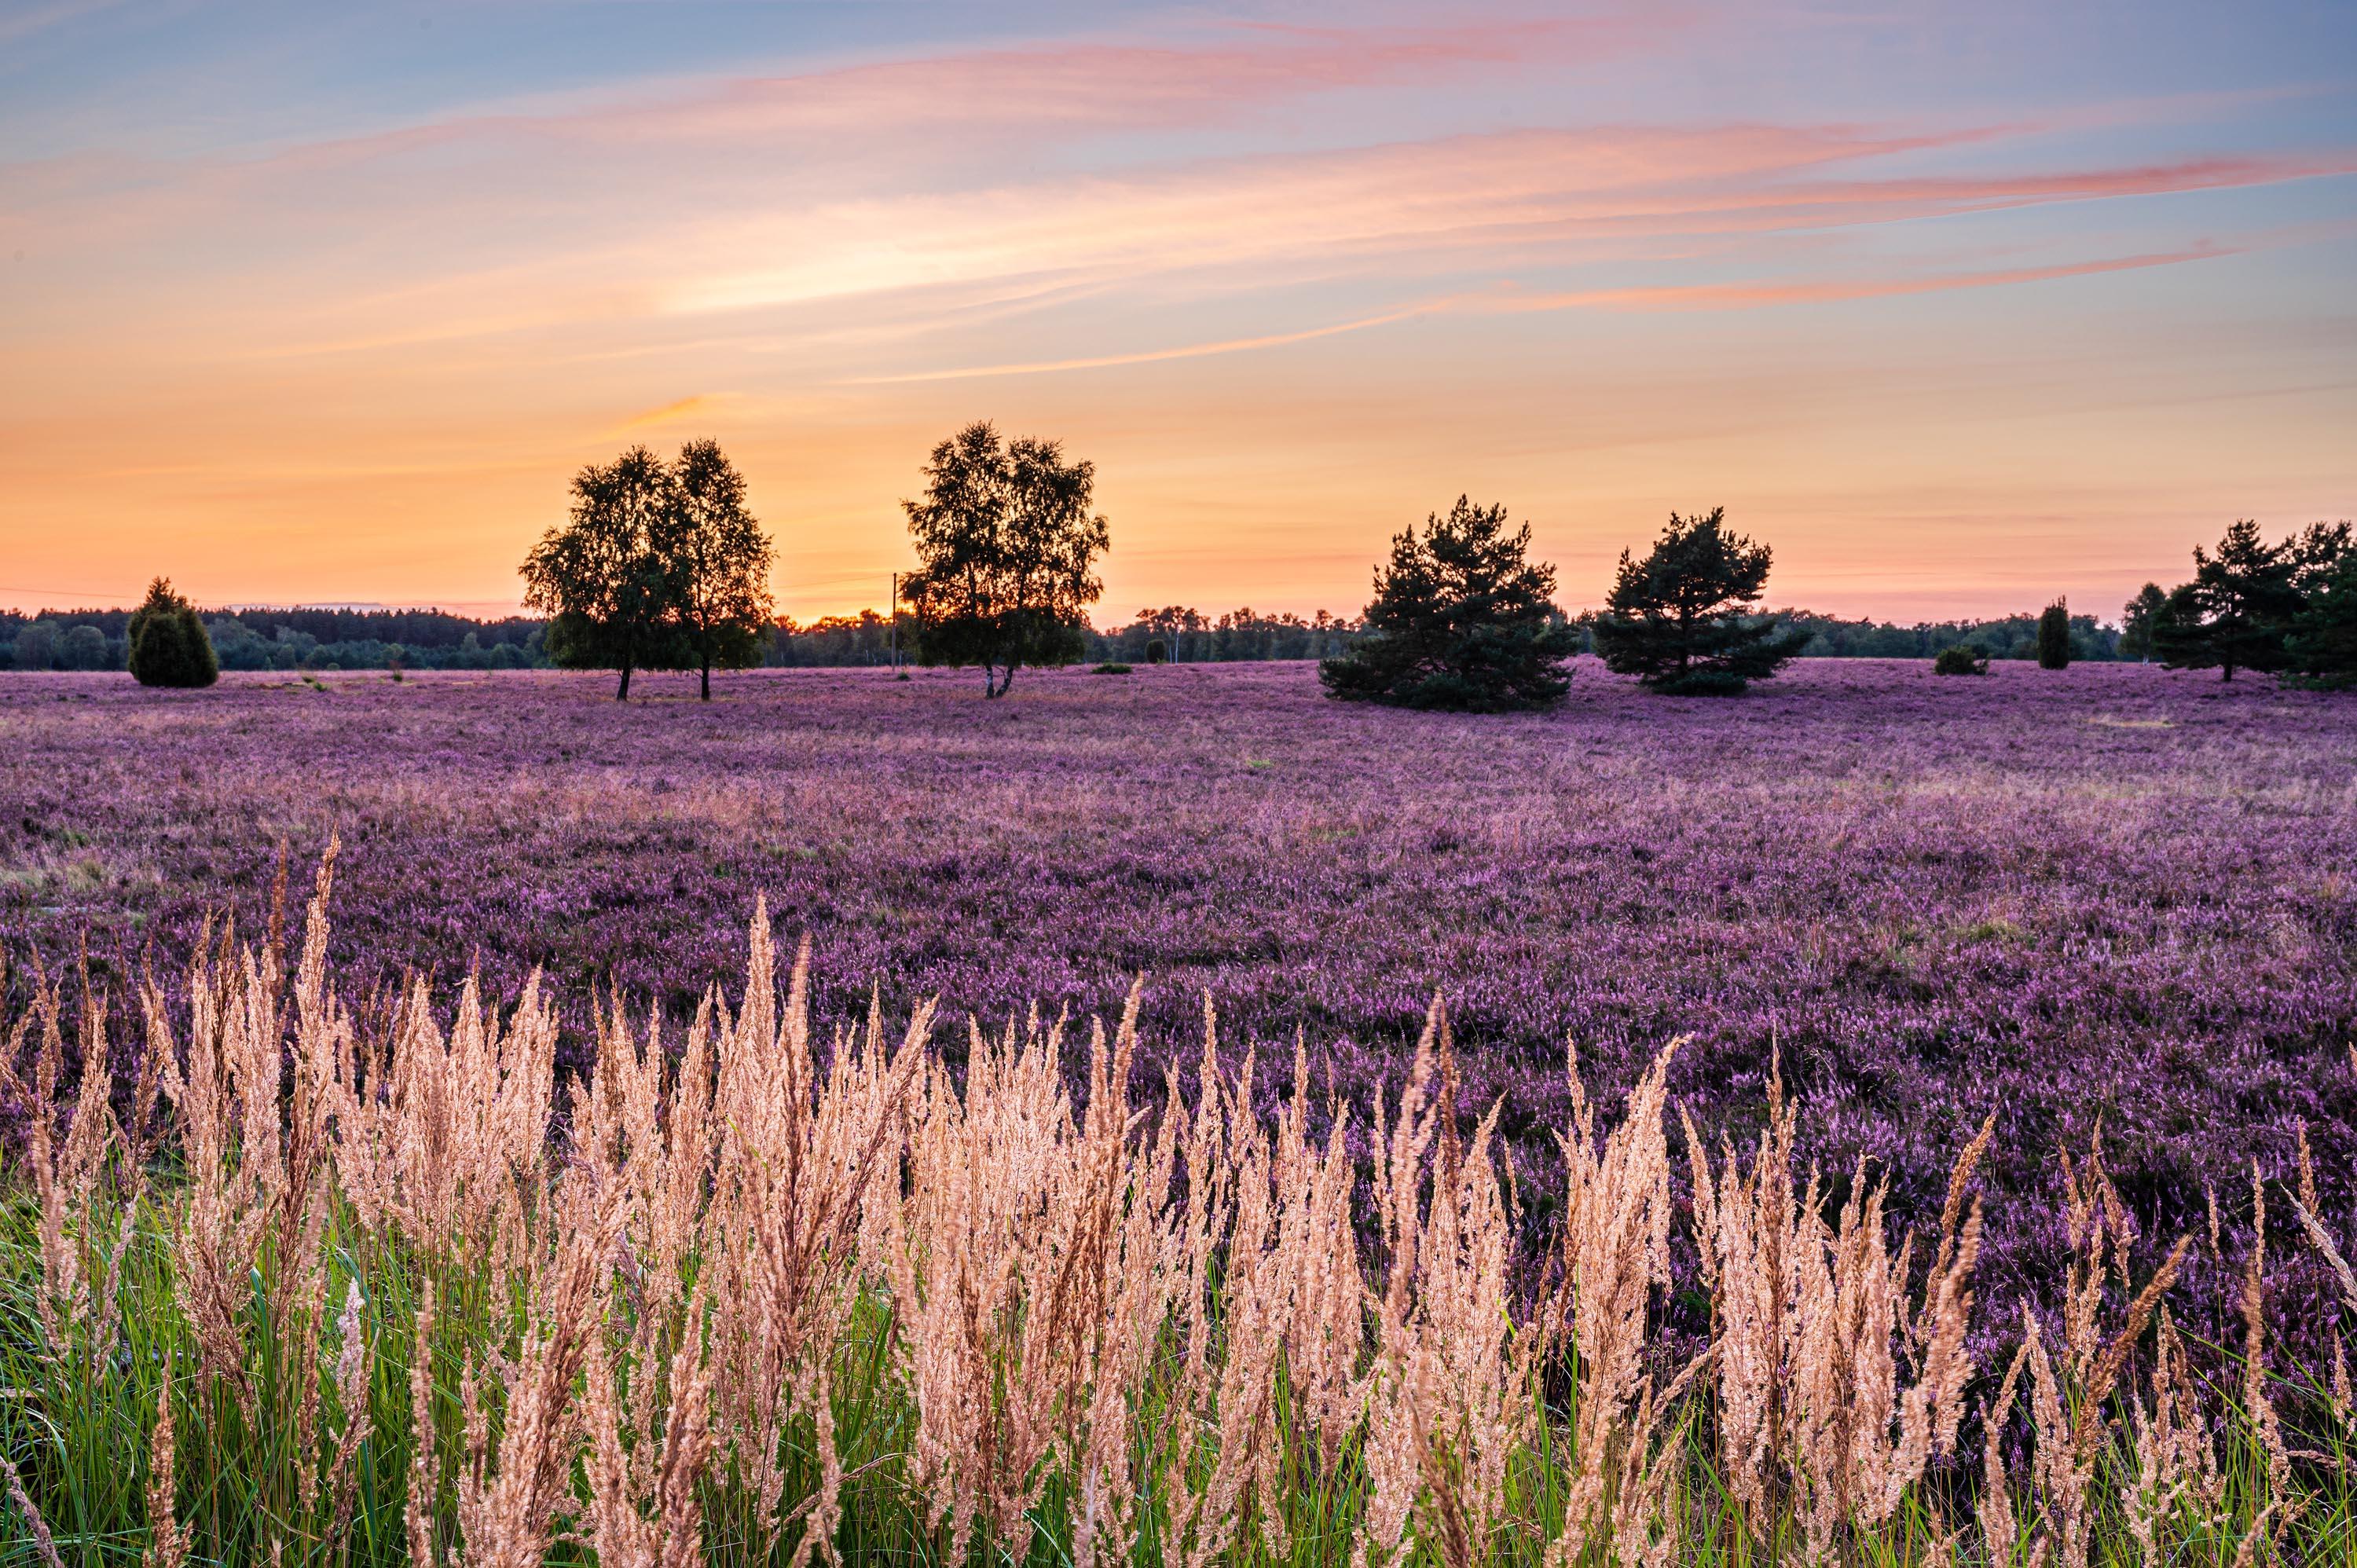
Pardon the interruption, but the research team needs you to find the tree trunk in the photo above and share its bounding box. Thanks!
[700,655,711,702]
[999,661,1018,697]
[616,662,632,702]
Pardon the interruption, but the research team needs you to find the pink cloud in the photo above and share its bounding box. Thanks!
[838,244,2242,382]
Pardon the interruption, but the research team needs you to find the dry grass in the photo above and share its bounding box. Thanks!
[0,859,2349,1566]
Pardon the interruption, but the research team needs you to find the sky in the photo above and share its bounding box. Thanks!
[2,1,2353,625]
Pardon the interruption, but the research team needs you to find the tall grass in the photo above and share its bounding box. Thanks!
[0,852,2349,1566]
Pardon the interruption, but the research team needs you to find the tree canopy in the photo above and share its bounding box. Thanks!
[900,422,1109,698]
[2152,518,2304,680]
[662,439,775,701]
[520,442,773,700]
[1590,508,1807,694]
[2118,584,2168,662]
[1318,496,1574,711]
[2287,548,2357,689]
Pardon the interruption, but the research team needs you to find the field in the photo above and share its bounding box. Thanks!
[6,660,2354,1328]
[2,658,2355,1565]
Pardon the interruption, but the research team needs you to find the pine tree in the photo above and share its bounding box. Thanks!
[127,578,219,688]
[1318,496,1575,711]
[1590,507,1808,694]
[2286,528,2357,687]
[2153,519,2301,681]
[2036,599,2072,669]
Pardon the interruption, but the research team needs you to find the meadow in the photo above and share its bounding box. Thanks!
[1,658,2353,1564]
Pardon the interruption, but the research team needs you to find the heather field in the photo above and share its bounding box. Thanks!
[3,658,2357,1566]
[4,660,2355,1355]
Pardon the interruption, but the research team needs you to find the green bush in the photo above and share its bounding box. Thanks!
[2037,599,2072,669]
[1144,637,1169,664]
[1092,661,1133,675]
[1649,667,1751,696]
[127,578,219,688]
[1933,644,1989,676]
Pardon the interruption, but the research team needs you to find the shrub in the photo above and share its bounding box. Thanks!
[1091,661,1133,675]
[126,577,218,688]
[1144,637,1169,664]
[1934,644,1989,676]
[2037,599,2072,669]
[1649,666,1751,696]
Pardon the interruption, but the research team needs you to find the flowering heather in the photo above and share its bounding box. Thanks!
[1,659,2353,1367]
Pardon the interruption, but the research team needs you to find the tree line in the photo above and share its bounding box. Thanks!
[0,604,546,673]
[760,607,1366,669]
[9,422,2348,703]
[1,596,2180,676]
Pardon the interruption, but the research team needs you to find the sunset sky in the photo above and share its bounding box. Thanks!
[2,2,2352,624]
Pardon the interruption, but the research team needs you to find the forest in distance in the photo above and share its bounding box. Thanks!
[0,599,2143,675]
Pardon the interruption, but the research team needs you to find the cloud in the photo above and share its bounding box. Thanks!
[659,130,2344,321]
[841,304,1450,383]
[1498,243,2240,313]
[840,244,2242,382]
[620,394,714,430]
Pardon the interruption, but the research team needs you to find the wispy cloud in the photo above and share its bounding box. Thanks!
[661,132,2343,321]
[840,304,1451,383]
[845,244,2243,382]
[1502,243,2241,312]
[619,394,716,430]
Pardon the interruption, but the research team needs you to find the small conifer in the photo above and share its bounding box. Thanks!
[127,578,219,688]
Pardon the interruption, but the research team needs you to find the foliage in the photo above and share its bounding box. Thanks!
[2036,599,2072,669]
[1144,638,1168,664]
[522,445,688,701]
[126,578,218,688]
[764,611,909,669]
[901,421,1109,698]
[2119,583,2168,662]
[1105,606,1359,665]
[1318,496,1574,711]
[2,885,2350,1568]
[8,621,64,672]
[2286,547,2357,689]
[1092,661,1133,675]
[1934,644,1989,676]
[1783,607,2120,661]
[663,438,775,700]
[2153,518,2305,681]
[1590,507,1809,693]
[521,442,775,701]
[59,625,110,671]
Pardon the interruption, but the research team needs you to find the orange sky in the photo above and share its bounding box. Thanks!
[2,3,2352,624]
